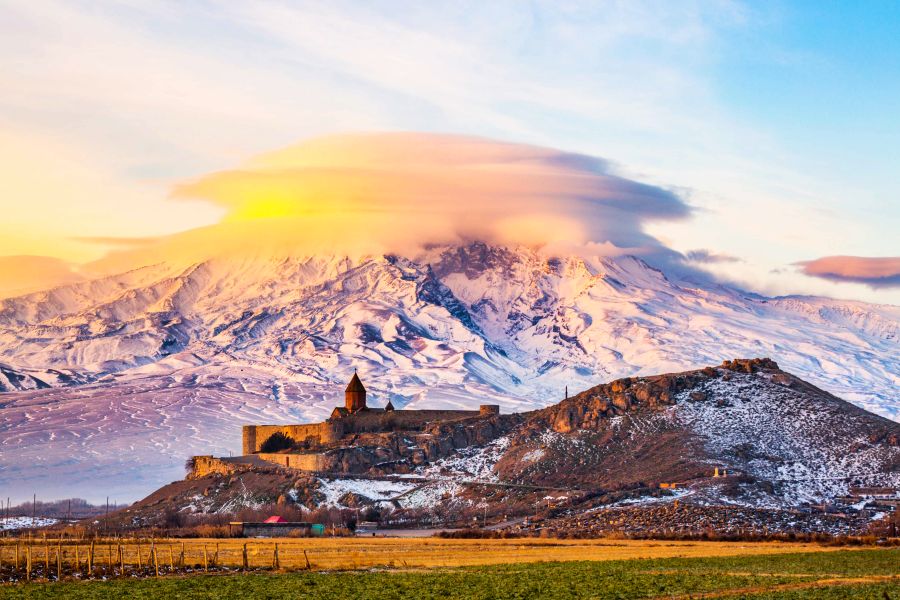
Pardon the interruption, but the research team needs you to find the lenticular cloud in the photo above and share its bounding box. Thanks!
[797,256,900,289]
[169,132,690,256]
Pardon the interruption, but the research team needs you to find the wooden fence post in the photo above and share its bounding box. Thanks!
[88,540,95,575]
[242,543,248,571]
[215,542,219,567]
[25,544,31,582]
[74,544,79,573]
[181,541,186,568]
[152,544,159,578]
[137,541,143,570]
[44,541,49,578]
[119,544,124,573]
[56,543,61,580]
[303,549,311,570]
[168,545,174,571]
[203,545,209,572]
[15,542,20,570]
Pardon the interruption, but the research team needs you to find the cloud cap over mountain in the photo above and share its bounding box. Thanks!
[797,256,900,289]
[168,132,690,257]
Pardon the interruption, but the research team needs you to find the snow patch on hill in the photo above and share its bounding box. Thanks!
[316,478,418,506]
[676,372,900,506]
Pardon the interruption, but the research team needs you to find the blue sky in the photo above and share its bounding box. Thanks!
[716,1,900,211]
[0,1,897,302]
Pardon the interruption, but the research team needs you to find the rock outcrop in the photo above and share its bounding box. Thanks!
[538,358,780,434]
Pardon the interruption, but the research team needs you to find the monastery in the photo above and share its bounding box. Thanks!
[191,372,500,477]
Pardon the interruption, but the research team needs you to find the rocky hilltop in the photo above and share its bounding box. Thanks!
[121,359,900,535]
[498,358,899,502]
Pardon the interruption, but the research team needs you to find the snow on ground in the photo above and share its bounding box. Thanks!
[676,371,900,506]
[316,478,419,507]
[419,436,510,481]
[522,449,545,462]
[175,476,268,515]
[399,480,467,509]
[610,488,694,508]
[0,517,58,531]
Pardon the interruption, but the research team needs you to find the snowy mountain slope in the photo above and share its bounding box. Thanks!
[675,369,900,506]
[486,358,900,508]
[0,243,898,503]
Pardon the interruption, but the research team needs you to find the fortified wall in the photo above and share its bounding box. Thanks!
[242,422,342,455]
[242,406,500,454]
[190,372,502,477]
[189,453,330,479]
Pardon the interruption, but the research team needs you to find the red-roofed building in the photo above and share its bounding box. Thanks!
[264,515,287,523]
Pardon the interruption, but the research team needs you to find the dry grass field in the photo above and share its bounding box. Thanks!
[191,536,853,570]
[0,536,861,578]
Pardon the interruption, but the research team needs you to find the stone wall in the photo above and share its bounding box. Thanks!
[242,422,343,454]
[242,408,495,454]
[339,409,480,434]
[189,455,240,479]
[255,452,328,471]
[190,453,329,476]
[237,523,314,538]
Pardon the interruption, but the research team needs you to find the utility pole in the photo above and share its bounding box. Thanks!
[32,493,36,524]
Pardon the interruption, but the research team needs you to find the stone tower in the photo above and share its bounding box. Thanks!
[345,371,366,412]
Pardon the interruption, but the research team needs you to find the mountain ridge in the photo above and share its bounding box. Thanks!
[0,243,897,503]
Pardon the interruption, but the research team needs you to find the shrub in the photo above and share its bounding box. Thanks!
[193,524,231,538]
[260,432,295,452]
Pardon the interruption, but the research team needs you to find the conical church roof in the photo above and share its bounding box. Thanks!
[345,371,366,393]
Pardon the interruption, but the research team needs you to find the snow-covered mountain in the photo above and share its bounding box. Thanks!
[0,243,897,503]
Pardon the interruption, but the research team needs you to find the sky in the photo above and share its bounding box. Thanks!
[0,1,898,303]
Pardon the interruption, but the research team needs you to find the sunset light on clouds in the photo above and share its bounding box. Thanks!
[0,1,898,302]
[171,133,689,250]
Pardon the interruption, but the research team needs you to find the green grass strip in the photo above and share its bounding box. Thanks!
[0,548,896,600]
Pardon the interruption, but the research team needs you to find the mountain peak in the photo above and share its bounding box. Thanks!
[0,245,897,502]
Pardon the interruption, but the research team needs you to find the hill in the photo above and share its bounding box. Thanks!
[115,359,899,535]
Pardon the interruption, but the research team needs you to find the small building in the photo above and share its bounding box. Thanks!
[229,519,322,538]
[849,487,898,499]
[356,521,378,534]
